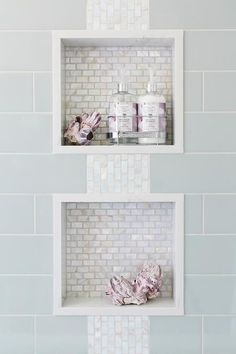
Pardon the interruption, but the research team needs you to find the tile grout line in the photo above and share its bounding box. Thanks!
[186,233,236,236]
[2,110,236,114]
[186,29,236,32]
[0,29,236,33]
[185,70,236,73]
[32,72,35,112]
[185,273,236,276]
[0,112,52,114]
[185,152,236,155]
[202,195,205,235]
[0,274,53,276]
[2,151,236,155]
[0,313,233,318]
[0,29,52,33]
[202,316,204,354]
[0,153,53,155]
[33,194,37,234]
[34,315,37,354]
[184,111,236,113]
[0,70,52,74]
[0,234,53,237]
[148,154,151,193]
[202,72,205,112]
[0,314,54,318]
[2,192,236,196]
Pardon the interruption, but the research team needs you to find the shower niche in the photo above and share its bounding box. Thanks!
[53,193,184,315]
[53,30,183,153]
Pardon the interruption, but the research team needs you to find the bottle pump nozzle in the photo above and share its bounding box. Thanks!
[118,67,128,92]
[147,68,157,93]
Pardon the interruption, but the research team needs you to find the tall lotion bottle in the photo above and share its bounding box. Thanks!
[138,69,166,144]
[108,68,137,144]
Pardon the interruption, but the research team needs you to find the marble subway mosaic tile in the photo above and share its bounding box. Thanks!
[66,202,174,299]
[86,0,152,350]
[87,0,149,30]
[87,154,150,193]
[88,316,150,354]
[64,45,173,145]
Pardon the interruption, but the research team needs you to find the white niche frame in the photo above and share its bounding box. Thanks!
[52,30,183,154]
[53,193,184,316]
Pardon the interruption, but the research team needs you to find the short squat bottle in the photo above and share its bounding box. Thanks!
[108,81,137,144]
[138,75,167,144]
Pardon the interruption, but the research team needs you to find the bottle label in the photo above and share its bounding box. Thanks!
[138,102,159,131]
[110,102,136,132]
[158,102,167,133]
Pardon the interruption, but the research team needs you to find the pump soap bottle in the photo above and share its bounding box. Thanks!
[108,68,137,144]
[138,69,166,144]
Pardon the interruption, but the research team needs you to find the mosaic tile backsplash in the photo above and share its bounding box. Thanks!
[87,154,150,193]
[65,202,174,299]
[88,316,150,354]
[87,0,149,30]
[64,45,173,145]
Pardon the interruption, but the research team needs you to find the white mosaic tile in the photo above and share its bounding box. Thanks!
[87,0,149,30]
[87,154,150,193]
[86,1,151,352]
[64,45,173,145]
[66,201,174,298]
[88,316,150,354]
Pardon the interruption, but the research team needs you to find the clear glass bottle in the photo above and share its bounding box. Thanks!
[108,77,137,145]
[138,69,167,145]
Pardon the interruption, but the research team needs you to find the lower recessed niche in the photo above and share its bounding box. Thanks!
[54,194,184,315]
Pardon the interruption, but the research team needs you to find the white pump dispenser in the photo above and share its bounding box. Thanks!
[138,68,166,144]
[108,68,137,143]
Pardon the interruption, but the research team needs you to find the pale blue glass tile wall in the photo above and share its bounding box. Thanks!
[150,317,202,354]
[150,14,236,354]
[34,73,52,112]
[185,113,236,152]
[185,276,236,314]
[204,317,236,354]
[0,1,235,353]
[150,0,236,29]
[0,73,33,112]
[0,12,88,353]
[0,317,34,354]
[205,72,236,111]
[0,236,52,274]
[0,276,52,314]
[0,32,51,70]
[186,236,236,273]
[204,195,236,233]
[36,317,88,354]
[150,155,236,193]
[185,31,236,70]
[0,114,52,153]
[0,155,87,193]
[0,195,34,233]
[185,195,202,234]
[36,195,53,234]
[0,0,87,29]
[184,72,202,111]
